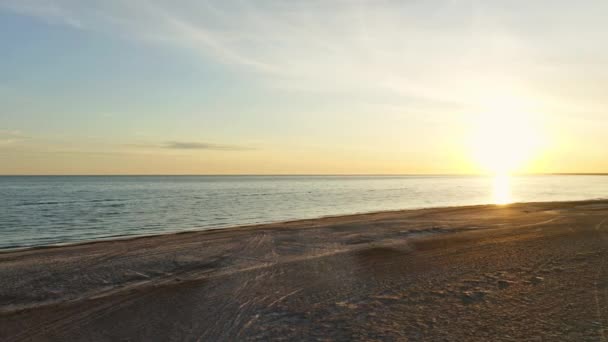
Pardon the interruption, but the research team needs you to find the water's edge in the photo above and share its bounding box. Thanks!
[2,175,607,250]
[3,198,606,253]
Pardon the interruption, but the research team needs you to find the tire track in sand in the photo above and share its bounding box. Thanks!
[594,216,608,342]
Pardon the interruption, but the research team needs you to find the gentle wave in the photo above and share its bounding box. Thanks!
[1,175,607,249]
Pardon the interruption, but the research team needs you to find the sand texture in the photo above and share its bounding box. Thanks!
[2,200,608,341]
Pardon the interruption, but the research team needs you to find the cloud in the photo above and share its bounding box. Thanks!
[0,130,26,146]
[3,1,608,113]
[162,141,253,151]
[0,1,525,104]
[0,0,83,28]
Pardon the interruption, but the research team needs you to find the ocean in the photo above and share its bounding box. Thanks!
[1,175,606,249]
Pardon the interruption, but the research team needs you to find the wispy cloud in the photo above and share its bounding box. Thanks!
[124,140,254,151]
[162,141,253,151]
[2,1,607,112]
[0,0,83,28]
[0,130,26,146]
[0,1,525,103]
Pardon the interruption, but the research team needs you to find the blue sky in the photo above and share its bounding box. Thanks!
[1,1,607,174]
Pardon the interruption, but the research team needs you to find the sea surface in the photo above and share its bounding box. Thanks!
[1,175,607,249]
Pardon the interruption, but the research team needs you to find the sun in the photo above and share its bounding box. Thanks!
[492,173,512,205]
[469,99,545,175]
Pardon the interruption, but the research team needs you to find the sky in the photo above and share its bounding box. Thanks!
[1,0,607,175]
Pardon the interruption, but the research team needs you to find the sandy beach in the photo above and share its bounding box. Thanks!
[2,200,608,341]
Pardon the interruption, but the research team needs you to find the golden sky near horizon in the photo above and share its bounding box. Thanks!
[1,1,607,175]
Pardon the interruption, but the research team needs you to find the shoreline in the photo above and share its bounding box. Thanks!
[3,199,608,340]
[3,173,608,176]
[3,198,606,253]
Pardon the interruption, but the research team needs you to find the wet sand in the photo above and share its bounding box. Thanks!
[2,200,608,341]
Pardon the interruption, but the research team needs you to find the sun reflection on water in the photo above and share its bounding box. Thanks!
[493,173,512,205]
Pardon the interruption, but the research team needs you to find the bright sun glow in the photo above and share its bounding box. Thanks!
[492,173,512,205]
[469,96,546,175]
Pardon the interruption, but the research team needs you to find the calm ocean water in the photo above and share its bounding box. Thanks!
[1,175,607,249]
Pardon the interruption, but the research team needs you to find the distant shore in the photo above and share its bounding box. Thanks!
[2,200,608,341]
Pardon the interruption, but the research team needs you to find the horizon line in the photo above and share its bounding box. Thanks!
[1,173,608,177]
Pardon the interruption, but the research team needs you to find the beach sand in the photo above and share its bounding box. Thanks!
[2,200,608,341]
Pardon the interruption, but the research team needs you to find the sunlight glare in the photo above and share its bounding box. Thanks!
[469,95,545,175]
[492,173,512,205]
